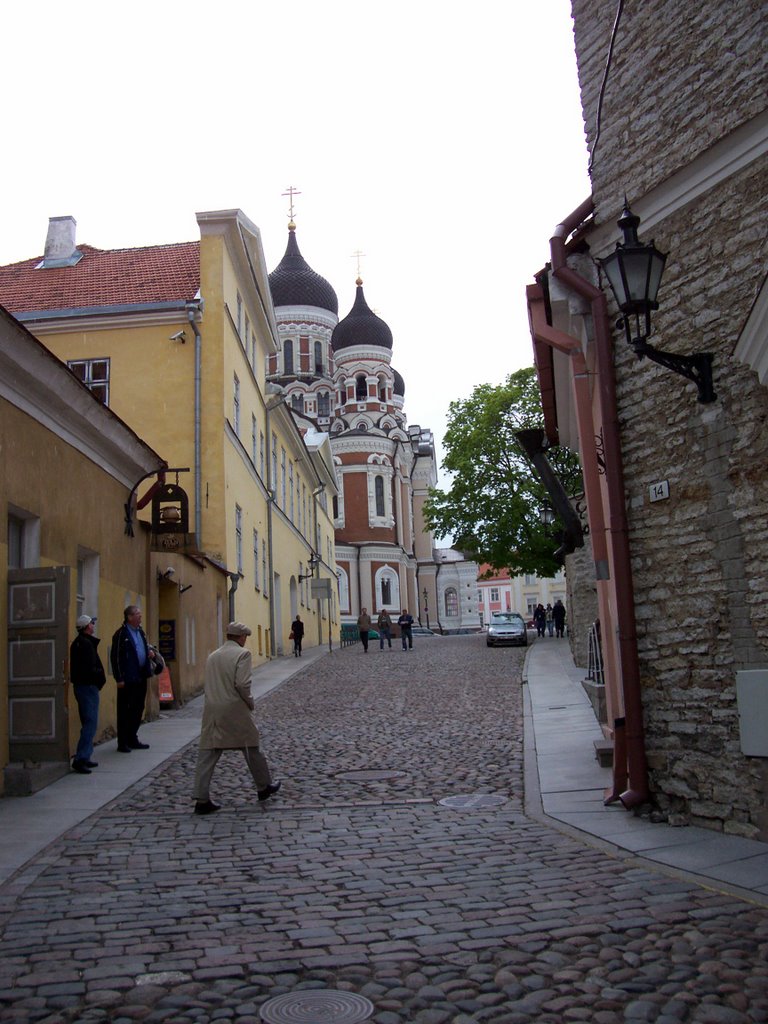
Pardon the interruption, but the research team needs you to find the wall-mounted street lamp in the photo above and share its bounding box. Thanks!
[539,501,556,531]
[298,552,320,582]
[422,587,430,630]
[599,202,716,404]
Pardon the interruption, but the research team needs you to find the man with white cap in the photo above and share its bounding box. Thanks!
[69,614,106,774]
[192,621,281,815]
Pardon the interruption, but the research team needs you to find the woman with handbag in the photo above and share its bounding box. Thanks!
[291,614,304,657]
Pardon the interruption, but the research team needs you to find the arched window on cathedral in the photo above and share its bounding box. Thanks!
[444,588,459,617]
[378,375,387,401]
[318,391,330,417]
[332,495,339,519]
[314,341,323,374]
[374,475,385,517]
[356,375,367,401]
[284,339,294,375]
[381,578,391,605]
[291,393,303,413]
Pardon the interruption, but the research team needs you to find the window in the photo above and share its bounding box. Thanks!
[235,505,243,574]
[314,340,323,374]
[76,549,99,620]
[356,375,367,401]
[333,495,339,520]
[378,376,387,401]
[236,292,243,336]
[302,484,307,536]
[444,588,459,617]
[244,317,250,355]
[291,393,303,413]
[490,587,499,602]
[233,375,240,435]
[251,415,258,464]
[374,475,385,517]
[260,431,265,481]
[281,448,287,508]
[262,539,268,598]
[7,509,40,568]
[524,573,537,585]
[284,338,294,375]
[68,358,110,405]
[381,578,391,605]
[289,463,295,521]
[253,529,260,589]
[271,433,278,490]
[318,391,330,417]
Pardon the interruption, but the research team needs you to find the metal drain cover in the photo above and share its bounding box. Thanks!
[438,793,507,810]
[260,990,374,1023]
[337,769,406,782]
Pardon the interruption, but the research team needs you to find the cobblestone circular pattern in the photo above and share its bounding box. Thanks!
[259,989,374,1023]
[336,768,407,781]
[438,792,508,809]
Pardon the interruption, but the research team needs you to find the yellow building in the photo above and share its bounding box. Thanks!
[0,306,166,794]
[0,210,339,678]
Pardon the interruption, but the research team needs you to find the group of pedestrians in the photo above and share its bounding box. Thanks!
[69,605,162,775]
[69,607,280,816]
[357,607,414,652]
[533,599,566,638]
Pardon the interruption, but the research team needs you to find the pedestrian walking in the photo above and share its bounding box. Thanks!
[110,605,158,753]
[69,614,106,774]
[192,622,281,815]
[553,598,567,638]
[533,603,546,638]
[357,608,372,652]
[290,614,304,657]
[377,609,393,649]
[545,603,554,637]
[397,608,414,650]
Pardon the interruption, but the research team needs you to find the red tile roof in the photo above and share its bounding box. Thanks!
[0,241,200,314]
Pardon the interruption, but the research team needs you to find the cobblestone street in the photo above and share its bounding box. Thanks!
[2,635,768,1024]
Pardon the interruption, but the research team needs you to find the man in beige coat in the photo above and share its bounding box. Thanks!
[192,622,281,815]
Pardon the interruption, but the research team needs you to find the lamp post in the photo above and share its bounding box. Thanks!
[423,587,430,631]
[599,201,716,403]
[539,501,555,534]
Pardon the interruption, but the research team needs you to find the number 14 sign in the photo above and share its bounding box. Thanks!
[649,480,670,502]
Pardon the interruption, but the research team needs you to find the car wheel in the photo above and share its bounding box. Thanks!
[486,641,493,647]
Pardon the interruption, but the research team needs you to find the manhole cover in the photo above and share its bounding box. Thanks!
[337,769,406,782]
[438,794,507,810]
[260,990,374,1023]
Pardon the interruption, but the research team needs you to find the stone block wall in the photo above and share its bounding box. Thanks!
[570,0,768,836]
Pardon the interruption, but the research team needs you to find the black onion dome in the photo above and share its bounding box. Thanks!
[331,280,393,351]
[268,226,338,315]
[393,368,405,396]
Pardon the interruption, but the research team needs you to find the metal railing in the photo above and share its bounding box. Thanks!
[587,620,604,686]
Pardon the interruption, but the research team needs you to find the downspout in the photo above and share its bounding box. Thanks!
[186,301,203,548]
[549,199,649,809]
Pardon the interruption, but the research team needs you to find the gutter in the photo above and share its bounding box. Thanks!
[186,301,204,548]
[543,197,649,809]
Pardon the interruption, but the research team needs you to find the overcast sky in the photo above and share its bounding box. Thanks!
[2,0,591,487]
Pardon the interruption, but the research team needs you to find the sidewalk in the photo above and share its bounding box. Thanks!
[523,637,768,904]
[0,645,329,888]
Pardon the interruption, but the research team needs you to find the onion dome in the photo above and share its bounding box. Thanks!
[331,278,393,352]
[269,223,338,315]
[393,368,405,396]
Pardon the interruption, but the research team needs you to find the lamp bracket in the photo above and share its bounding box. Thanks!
[631,337,716,404]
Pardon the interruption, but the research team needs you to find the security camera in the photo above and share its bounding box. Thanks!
[164,567,176,577]
[169,330,186,342]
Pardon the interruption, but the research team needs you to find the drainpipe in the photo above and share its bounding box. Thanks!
[548,198,649,809]
[186,301,203,549]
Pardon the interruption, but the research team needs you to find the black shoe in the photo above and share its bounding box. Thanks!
[84,760,99,768]
[129,741,150,750]
[194,800,220,815]
[117,744,133,753]
[72,760,92,774]
[258,781,282,802]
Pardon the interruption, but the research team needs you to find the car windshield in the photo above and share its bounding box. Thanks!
[491,613,523,624]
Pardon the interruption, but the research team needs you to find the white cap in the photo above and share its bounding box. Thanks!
[76,615,95,630]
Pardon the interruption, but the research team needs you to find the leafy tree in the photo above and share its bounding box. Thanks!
[424,366,582,577]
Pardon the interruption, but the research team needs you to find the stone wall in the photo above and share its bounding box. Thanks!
[570,0,768,836]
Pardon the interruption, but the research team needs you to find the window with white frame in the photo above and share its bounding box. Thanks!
[271,433,277,490]
[444,588,459,617]
[337,566,350,613]
[374,565,399,610]
[233,374,240,435]
[235,505,243,574]
[281,448,287,508]
[262,539,268,598]
[284,338,294,375]
[251,415,257,464]
[7,507,40,568]
[68,358,110,405]
[260,431,265,481]
[490,587,499,602]
[236,292,242,337]
[289,464,295,521]
[76,548,99,619]
[314,340,323,374]
[253,529,260,589]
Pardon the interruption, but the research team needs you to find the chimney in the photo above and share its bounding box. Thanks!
[40,216,82,268]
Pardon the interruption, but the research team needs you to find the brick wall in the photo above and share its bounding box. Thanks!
[571,0,768,835]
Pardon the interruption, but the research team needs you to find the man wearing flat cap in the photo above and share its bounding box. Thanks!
[69,614,106,774]
[192,622,281,815]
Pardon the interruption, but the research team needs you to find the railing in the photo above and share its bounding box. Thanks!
[340,624,359,648]
[587,620,604,687]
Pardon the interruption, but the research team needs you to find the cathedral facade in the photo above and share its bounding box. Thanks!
[268,221,480,632]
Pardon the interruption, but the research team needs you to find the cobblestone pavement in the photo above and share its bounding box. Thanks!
[2,636,768,1024]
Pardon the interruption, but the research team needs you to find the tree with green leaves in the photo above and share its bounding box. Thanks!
[423,366,582,577]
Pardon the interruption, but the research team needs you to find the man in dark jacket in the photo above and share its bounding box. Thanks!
[110,605,157,753]
[69,614,106,774]
[552,599,567,639]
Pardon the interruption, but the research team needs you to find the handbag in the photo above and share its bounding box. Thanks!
[289,631,295,640]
